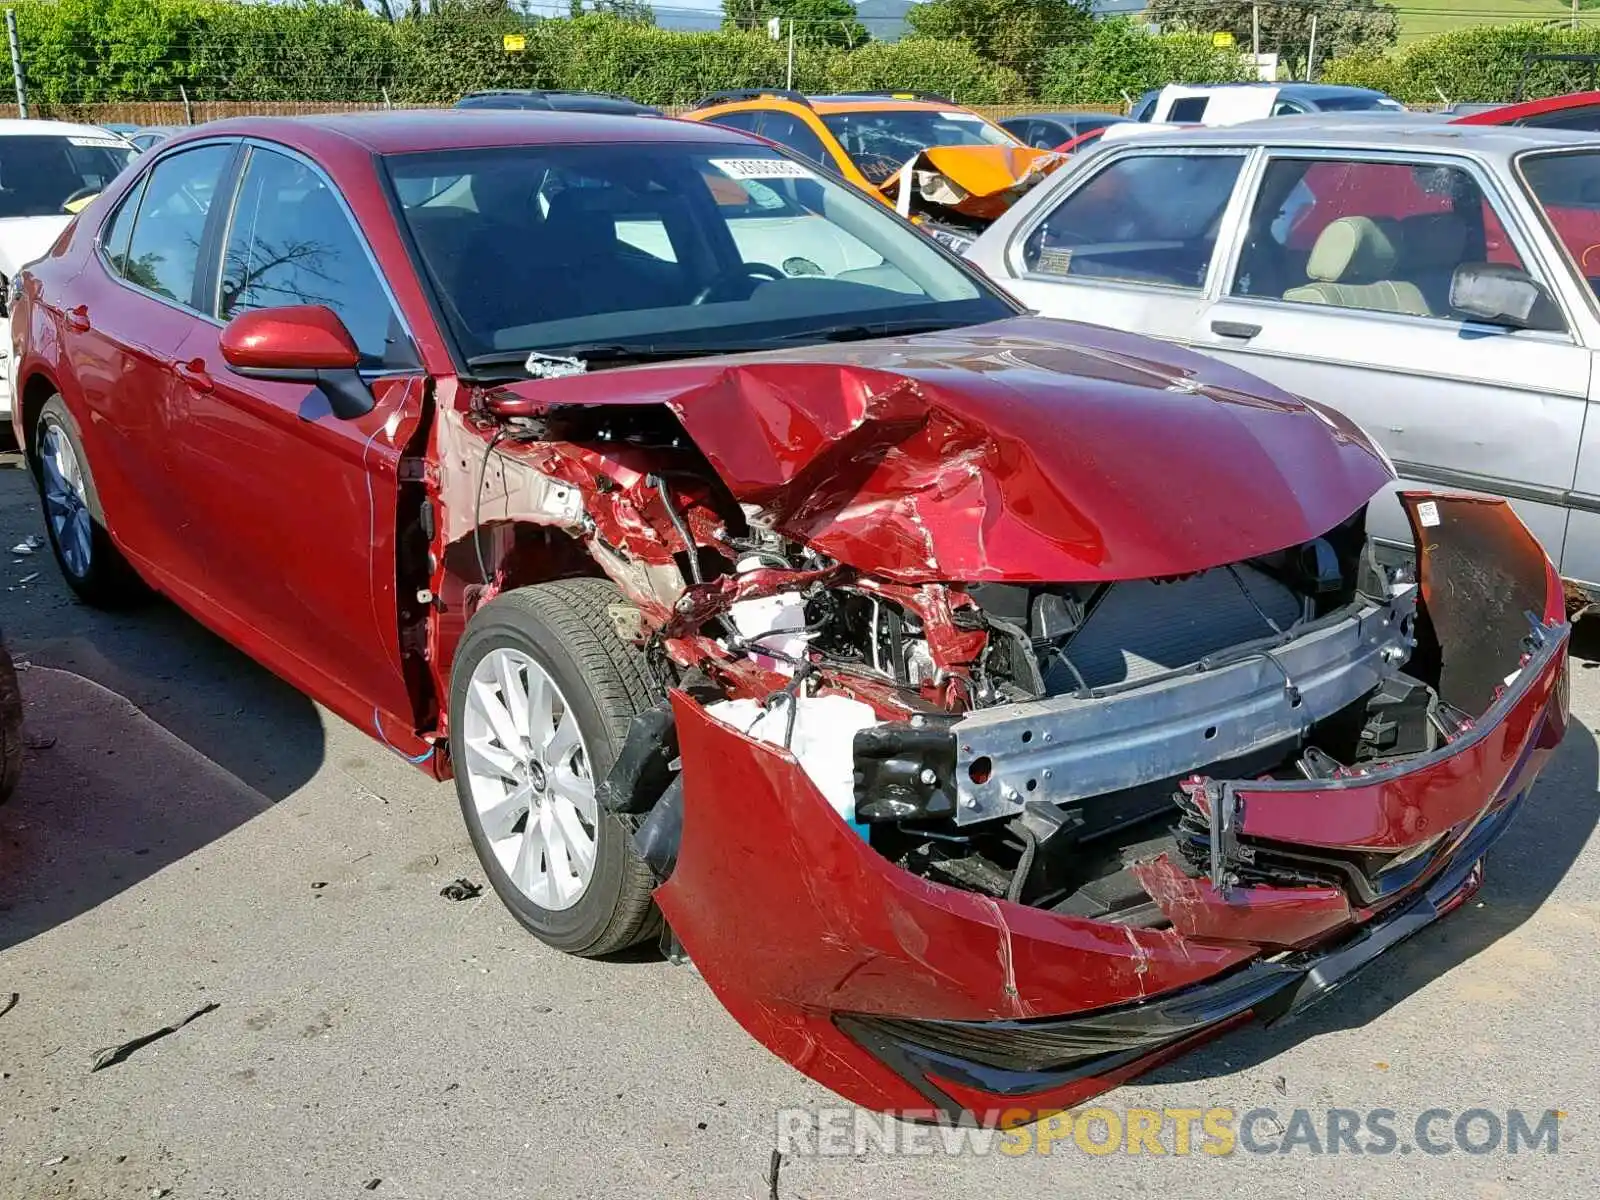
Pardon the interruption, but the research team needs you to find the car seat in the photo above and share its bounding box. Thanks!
[1396,212,1468,315]
[1283,215,1430,317]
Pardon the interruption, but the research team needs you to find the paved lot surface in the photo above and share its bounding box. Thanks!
[0,453,1596,1199]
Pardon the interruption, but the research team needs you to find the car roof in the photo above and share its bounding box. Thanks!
[165,109,752,156]
[1454,90,1600,124]
[0,117,124,139]
[1099,114,1600,159]
[1003,111,1127,124]
[1144,82,1391,99]
[457,89,660,114]
[806,96,967,114]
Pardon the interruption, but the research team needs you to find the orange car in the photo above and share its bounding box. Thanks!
[682,90,1064,245]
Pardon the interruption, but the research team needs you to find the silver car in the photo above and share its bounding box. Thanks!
[966,117,1600,594]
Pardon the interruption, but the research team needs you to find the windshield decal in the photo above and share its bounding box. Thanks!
[709,158,815,181]
[68,136,126,149]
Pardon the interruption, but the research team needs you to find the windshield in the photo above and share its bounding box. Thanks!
[1521,150,1600,295]
[0,134,133,219]
[1313,94,1405,113]
[820,109,1018,184]
[384,141,1010,368]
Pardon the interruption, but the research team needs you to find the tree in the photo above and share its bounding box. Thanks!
[905,0,1094,85]
[722,0,870,50]
[1145,0,1399,72]
[573,0,656,22]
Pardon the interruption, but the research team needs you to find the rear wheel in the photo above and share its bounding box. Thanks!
[449,578,661,957]
[34,396,145,607]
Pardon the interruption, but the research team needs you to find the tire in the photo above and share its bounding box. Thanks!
[34,396,146,608]
[449,578,662,957]
[0,639,21,806]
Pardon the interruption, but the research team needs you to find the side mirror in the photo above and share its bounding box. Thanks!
[219,304,374,420]
[1450,262,1565,333]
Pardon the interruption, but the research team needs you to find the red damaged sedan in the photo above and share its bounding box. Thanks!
[8,111,1570,1123]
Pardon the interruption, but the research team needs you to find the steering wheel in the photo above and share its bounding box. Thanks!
[691,263,786,306]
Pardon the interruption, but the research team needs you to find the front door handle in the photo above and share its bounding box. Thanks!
[65,304,90,332]
[1210,319,1262,340]
[173,358,214,394]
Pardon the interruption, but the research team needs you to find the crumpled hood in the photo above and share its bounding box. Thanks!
[510,316,1390,584]
[0,216,70,278]
[887,145,1065,222]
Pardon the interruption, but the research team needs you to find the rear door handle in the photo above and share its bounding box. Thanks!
[173,358,214,393]
[1210,319,1261,340]
[65,305,90,332]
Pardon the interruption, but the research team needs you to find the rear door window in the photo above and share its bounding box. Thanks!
[1231,156,1535,321]
[1021,151,1246,289]
[121,143,234,307]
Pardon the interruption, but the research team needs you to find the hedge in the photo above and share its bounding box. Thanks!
[12,0,1599,110]
[6,0,1023,107]
[1319,26,1600,104]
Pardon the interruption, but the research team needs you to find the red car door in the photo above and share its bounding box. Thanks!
[61,141,239,579]
[162,142,426,736]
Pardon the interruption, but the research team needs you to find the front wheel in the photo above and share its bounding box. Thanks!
[449,578,662,957]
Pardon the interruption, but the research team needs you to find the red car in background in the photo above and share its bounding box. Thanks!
[7,110,1570,1123]
[1452,90,1600,131]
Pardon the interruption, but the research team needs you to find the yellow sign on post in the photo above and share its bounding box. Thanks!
[502,33,527,52]
[1212,31,1235,47]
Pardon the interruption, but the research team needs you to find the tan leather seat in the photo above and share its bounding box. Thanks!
[1284,216,1431,317]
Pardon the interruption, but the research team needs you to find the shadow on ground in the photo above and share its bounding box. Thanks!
[0,459,326,949]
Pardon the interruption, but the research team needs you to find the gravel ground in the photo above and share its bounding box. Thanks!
[0,454,1596,1199]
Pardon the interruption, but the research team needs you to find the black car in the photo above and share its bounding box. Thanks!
[1000,111,1131,149]
[455,90,662,116]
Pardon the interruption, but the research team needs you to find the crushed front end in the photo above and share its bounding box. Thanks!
[441,324,1569,1122]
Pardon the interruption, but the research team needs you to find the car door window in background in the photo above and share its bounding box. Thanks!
[1022,152,1245,288]
[1521,150,1600,297]
[1232,157,1530,320]
[121,143,233,306]
[218,147,403,367]
[754,113,830,167]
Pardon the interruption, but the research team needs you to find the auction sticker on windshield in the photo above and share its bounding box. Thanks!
[710,158,815,181]
[939,112,984,121]
[68,136,126,149]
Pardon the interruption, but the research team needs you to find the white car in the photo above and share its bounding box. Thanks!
[0,119,135,420]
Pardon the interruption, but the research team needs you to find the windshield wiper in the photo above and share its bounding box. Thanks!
[464,342,773,379]
[779,318,970,344]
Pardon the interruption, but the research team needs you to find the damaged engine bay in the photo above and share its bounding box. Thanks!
[437,321,1563,940]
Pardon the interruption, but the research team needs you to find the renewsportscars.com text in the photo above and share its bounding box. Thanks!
[775,1106,1565,1158]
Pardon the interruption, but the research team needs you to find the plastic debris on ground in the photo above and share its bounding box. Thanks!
[89,1002,220,1072]
[439,878,483,901]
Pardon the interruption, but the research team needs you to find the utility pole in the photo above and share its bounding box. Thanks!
[5,9,26,120]
[1306,14,1318,83]
[1252,3,1260,58]
[785,18,795,92]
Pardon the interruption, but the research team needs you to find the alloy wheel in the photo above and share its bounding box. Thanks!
[40,422,92,580]
[461,646,599,911]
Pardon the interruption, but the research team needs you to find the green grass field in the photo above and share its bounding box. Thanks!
[1397,0,1600,44]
